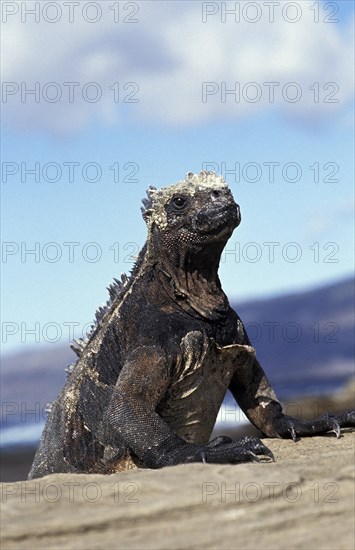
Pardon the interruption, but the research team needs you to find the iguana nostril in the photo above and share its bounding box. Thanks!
[211,190,221,201]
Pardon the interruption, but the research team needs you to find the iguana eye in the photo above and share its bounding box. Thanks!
[172,196,187,210]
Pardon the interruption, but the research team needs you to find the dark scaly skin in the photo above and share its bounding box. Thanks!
[28,172,355,479]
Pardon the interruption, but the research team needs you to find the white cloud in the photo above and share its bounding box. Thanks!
[1,0,354,135]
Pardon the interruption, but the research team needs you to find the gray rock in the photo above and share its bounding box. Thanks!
[1,433,354,550]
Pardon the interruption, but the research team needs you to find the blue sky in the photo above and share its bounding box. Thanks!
[1,0,354,354]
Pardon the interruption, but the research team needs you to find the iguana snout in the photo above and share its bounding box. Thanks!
[195,192,241,235]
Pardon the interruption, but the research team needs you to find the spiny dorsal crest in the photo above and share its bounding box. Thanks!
[141,171,227,230]
[70,337,88,358]
[70,272,131,360]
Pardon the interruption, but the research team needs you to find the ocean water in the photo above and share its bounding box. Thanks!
[0,422,45,448]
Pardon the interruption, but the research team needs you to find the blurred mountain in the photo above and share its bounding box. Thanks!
[1,277,354,428]
[1,345,71,428]
[236,276,354,397]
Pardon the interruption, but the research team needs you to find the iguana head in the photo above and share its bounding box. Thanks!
[141,171,240,245]
[141,171,240,319]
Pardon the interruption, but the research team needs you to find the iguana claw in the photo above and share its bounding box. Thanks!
[200,450,207,464]
[249,450,274,463]
[330,419,341,439]
[248,451,260,463]
[262,448,275,462]
[289,425,298,442]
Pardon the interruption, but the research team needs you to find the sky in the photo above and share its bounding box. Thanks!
[1,0,354,354]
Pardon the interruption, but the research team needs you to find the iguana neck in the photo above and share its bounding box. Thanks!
[145,233,229,320]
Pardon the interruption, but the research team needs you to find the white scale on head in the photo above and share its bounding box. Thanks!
[146,171,228,231]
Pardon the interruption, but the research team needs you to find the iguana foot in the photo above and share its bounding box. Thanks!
[143,434,274,468]
[271,410,355,441]
[199,435,274,464]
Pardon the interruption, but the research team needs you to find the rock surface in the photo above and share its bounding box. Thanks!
[1,433,354,550]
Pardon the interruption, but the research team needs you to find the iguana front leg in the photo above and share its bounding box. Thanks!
[104,346,273,468]
[229,355,355,440]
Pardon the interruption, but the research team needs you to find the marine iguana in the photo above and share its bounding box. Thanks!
[29,171,355,478]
